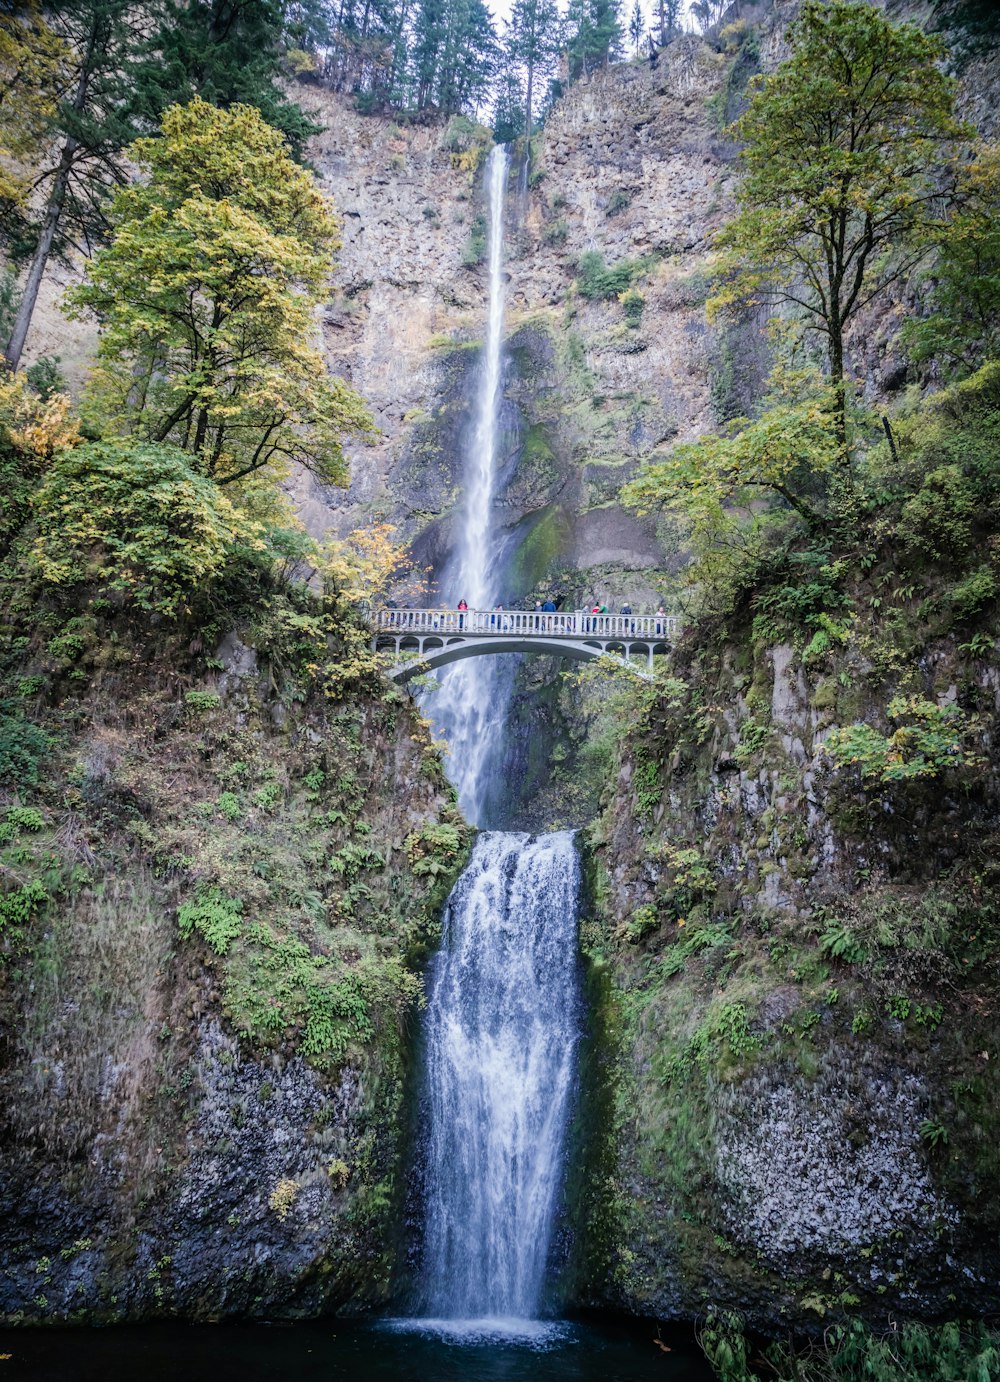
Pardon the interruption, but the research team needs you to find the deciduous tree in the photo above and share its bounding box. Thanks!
[905,142,1000,378]
[66,99,372,490]
[711,0,966,453]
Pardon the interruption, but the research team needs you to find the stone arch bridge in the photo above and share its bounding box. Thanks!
[372,608,680,683]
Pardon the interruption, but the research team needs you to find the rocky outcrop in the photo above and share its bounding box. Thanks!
[0,621,468,1322]
[577,613,1000,1327]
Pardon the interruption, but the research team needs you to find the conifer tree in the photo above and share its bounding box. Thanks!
[133,0,317,158]
[3,0,144,370]
[628,0,644,56]
[506,0,561,137]
[565,0,621,78]
[654,0,680,46]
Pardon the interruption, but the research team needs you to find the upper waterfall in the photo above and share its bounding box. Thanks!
[423,144,514,825]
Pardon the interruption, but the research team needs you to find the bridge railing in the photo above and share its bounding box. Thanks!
[373,608,680,639]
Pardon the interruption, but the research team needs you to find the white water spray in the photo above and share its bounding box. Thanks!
[426,144,512,824]
[422,831,581,1320]
[415,148,581,1331]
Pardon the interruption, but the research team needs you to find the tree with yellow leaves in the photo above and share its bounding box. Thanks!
[66,98,372,491]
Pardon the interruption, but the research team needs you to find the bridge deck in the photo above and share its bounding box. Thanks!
[373,608,679,640]
[371,608,680,682]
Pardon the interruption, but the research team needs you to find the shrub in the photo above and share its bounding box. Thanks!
[32,439,239,614]
[463,213,487,266]
[25,355,66,401]
[577,250,641,300]
[268,1178,298,1220]
[178,887,243,956]
[0,702,53,789]
[606,188,631,217]
[184,690,221,713]
[825,696,984,785]
[899,464,975,561]
[619,287,645,326]
[543,217,568,245]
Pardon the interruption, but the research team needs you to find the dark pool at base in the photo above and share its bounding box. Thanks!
[0,1315,715,1381]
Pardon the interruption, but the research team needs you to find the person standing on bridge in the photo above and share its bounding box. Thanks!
[542,597,556,630]
[457,597,468,630]
[620,602,634,634]
[655,606,666,635]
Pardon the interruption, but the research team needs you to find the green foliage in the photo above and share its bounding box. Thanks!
[542,216,568,245]
[32,440,239,615]
[900,465,975,562]
[576,250,643,301]
[698,1313,1000,1382]
[904,142,1000,377]
[0,701,53,790]
[66,99,372,492]
[606,188,630,217]
[920,1117,949,1148]
[0,806,45,843]
[184,690,221,713]
[133,0,318,159]
[216,792,242,823]
[177,886,244,956]
[819,919,868,967]
[0,878,48,949]
[825,696,984,785]
[463,212,487,265]
[624,372,848,575]
[619,287,644,326]
[404,822,467,877]
[712,0,965,442]
[24,356,65,402]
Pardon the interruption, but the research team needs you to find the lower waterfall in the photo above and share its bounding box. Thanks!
[420,830,581,1321]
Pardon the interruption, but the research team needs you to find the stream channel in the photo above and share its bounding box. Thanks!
[0,146,714,1381]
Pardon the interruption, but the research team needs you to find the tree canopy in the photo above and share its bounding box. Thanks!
[711,0,966,446]
[67,98,372,489]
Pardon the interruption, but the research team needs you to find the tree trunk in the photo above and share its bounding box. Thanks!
[828,319,848,462]
[4,136,76,371]
[4,11,99,371]
[524,57,534,140]
[658,0,666,45]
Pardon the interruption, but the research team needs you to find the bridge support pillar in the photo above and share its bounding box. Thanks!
[648,646,654,672]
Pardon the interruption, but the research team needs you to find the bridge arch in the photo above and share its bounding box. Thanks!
[371,607,678,684]
[380,634,667,683]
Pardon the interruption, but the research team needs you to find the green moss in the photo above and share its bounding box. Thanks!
[507,505,571,595]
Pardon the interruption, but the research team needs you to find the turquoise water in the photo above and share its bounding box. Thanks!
[0,1316,713,1380]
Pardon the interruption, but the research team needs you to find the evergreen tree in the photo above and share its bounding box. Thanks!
[411,0,495,112]
[506,0,561,137]
[133,1,317,157]
[493,49,526,143]
[628,0,644,55]
[565,0,621,78]
[3,0,144,371]
[655,0,680,46]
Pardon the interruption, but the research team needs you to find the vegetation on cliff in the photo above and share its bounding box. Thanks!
[574,0,1000,1359]
[0,92,470,1320]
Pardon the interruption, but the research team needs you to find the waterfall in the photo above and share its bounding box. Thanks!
[425,144,513,826]
[422,831,581,1321]
[412,146,582,1333]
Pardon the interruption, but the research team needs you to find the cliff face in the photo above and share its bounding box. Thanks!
[0,616,468,1322]
[575,574,1000,1327]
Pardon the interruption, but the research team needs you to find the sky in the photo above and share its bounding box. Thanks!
[486,0,702,39]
